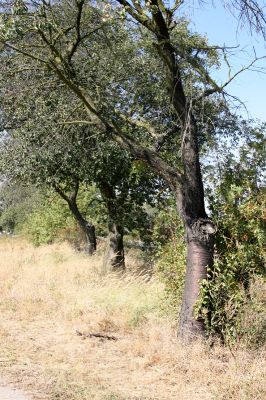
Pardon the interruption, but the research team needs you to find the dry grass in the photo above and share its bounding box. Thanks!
[0,237,265,400]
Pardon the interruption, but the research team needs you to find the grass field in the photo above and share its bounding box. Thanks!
[0,237,265,399]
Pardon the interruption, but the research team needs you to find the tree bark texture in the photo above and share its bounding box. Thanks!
[79,219,97,255]
[179,216,215,340]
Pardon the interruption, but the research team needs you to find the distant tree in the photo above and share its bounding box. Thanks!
[0,181,42,232]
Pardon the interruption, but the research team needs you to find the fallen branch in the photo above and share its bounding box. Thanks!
[76,330,118,341]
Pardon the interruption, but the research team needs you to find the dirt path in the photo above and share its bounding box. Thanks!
[0,386,30,400]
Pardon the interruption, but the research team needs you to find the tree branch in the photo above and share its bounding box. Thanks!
[66,0,85,61]
[117,113,160,138]
[195,54,266,102]
[1,41,47,64]
[110,123,183,190]
[116,0,154,31]
[52,179,79,204]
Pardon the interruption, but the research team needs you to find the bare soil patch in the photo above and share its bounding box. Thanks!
[0,382,31,400]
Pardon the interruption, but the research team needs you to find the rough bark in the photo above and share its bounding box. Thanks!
[149,5,216,339]
[112,45,215,337]
[111,78,215,338]
[171,115,215,339]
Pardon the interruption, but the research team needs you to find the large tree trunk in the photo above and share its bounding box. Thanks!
[49,2,215,339]
[153,14,216,339]
[176,119,216,340]
[179,217,215,340]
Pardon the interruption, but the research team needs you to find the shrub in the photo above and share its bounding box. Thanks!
[21,195,76,246]
[196,188,266,344]
[238,277,266,348]
[153,205,186,317]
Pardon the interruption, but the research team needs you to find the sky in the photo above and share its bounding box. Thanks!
[178,1,266,121]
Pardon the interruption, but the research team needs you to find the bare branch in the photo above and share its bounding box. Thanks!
[57,120,96,126]
[221,55,266,89]
[1,41,47,64]
[195,54,266,102]
[52,179,79,204]
[66,0,85,61]
[225,0,266,38]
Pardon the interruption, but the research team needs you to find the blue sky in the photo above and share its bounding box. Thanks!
[179,1,266,121]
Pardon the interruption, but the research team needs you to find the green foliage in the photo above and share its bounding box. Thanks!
[154,204,186,315]
[196,259,245,342]
[0,0,265,347]
[0,182,41,232]
[195,125,266,344]
[74,184,108,236]
[197,186,265,343]
[21,195,75,246]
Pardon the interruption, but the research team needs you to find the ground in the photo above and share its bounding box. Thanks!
[0,237,265,400]
[0,383,29,400]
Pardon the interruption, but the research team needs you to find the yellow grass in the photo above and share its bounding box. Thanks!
[0,237,265,399]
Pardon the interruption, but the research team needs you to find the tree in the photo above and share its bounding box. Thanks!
[0,58,159,267]
[0,0,265,340]
[0,82,98,254]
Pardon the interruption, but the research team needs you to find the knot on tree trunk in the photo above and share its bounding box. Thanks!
[188,218,216,247]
